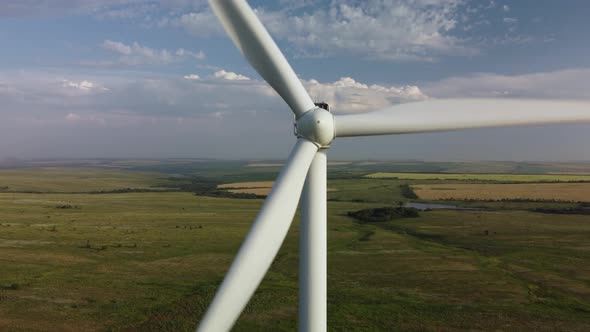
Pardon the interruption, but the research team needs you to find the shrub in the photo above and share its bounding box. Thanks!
[400,184,418,199]
[347,206,420,223]
[55,204,79,209]
[1,283,20,290]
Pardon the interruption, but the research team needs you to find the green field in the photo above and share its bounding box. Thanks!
[1,164,590,331]
[0,168,176,193]
[366,172,590,182]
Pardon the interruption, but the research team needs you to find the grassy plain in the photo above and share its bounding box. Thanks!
[366,172,590,182]
[413,183,590,202]
[217,181,275,189]
[0,168,174,193]
[1,164,590,331]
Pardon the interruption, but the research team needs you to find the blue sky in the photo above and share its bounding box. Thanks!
[1,0,590,161]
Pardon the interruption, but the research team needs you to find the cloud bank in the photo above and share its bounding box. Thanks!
[424,68,590,99]
[95,40,205,66]
[177,0,478,61]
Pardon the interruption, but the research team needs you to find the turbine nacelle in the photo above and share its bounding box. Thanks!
[295,106,335,148]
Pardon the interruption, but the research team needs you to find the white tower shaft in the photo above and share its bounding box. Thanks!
[299,150,328,332]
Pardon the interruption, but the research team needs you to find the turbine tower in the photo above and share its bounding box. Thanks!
[198,1,590,331]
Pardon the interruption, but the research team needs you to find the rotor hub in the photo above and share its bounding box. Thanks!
[295,107,335,148]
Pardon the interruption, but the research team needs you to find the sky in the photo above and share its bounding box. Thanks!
[1,0,590,161]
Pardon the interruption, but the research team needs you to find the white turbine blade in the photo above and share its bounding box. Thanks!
[209,0,315,118]
[334,99,590,137]
[197,138,319,332]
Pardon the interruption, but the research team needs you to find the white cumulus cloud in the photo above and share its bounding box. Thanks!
[175,11,223,37]
[503,17,518,24]
[62,79,107,92]
[100,40,205,66]
[175,48,206,60]
[65,113,81,121]
[305,77,428,113]
[183,74,200,80]
[102,40,132,55]
[213,70,250,81]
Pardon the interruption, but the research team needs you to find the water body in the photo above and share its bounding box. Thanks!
[404,202,481,211]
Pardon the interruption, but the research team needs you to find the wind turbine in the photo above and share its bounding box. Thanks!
[198,1,590,331]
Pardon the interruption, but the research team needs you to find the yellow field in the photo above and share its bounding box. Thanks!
[413,183,590,202]
[366,172,590,182]
[217,181,274,195]
[218,181,336,196]
[227,188,272,195]
[217,181,274,189]
[245,162,352,167]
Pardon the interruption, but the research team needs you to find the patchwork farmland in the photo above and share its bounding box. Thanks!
[1,160,590,331]
[412,183,590,202]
